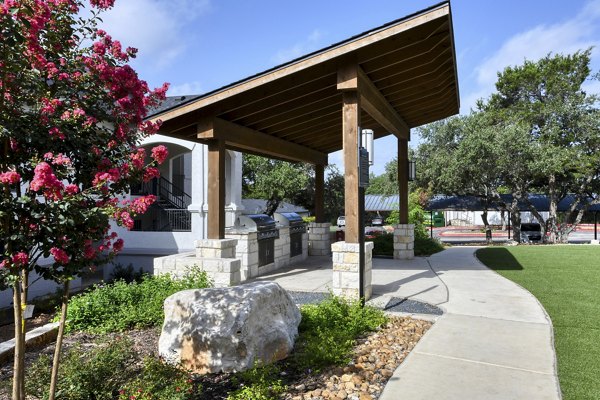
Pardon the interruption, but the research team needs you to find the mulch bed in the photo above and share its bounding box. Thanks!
[0,316,431,400]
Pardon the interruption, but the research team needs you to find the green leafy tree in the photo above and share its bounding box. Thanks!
[242,154,311,216]
[416,115,511,242]
[487,49,600,242]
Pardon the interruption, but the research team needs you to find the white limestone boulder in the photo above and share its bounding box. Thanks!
[158,281,301,374]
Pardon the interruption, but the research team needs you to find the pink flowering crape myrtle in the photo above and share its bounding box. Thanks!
[1,0,170,396]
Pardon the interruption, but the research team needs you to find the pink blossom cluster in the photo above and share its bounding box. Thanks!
[11,252,29,267]
[143,167,160,182]
[125,195,156,214]
[0,170,21,185]
[0,251,26,272]
[44,152,72,166]
[151,145,168,164]
[89,0,115,10]
[50,247,70,264]
[30,162,64,200]
[130,148,146,170]
[114,209,134,230]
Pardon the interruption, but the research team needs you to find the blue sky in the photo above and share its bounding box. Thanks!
[99,0,600,175]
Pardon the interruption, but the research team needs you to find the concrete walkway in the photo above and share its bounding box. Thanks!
[379,247,561,400]
[257,247,561,399]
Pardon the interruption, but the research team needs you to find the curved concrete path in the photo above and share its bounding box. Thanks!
[379,246,561,400]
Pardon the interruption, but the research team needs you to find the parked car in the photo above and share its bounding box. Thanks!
[520,223,542,242]
[337,216,345,228]
[371,216,383,226]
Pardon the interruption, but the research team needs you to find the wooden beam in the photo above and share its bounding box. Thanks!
[338,64,409,140]
[358,68,410,140]
[207,139,226,239]
[198,117,328,165]
[343,91,360,243]
[315,164,325,223]
[398,138,409,224]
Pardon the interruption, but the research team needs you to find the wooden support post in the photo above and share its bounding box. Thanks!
[343,91,361,243]
[315,164,325,223]
[398,138,409,224]
[207,139,226,239]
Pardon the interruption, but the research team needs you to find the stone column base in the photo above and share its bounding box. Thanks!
[154,238,241,287]
[393,224,415,260]
[331,241,373,300]
[308,222,332,256]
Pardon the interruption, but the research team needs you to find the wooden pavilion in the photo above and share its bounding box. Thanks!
[149,2,460,246]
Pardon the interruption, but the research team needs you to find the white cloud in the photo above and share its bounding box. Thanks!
[168,81,204,96]
[271,29,324,64]
[463,0,600,111]
[97,0,210,69]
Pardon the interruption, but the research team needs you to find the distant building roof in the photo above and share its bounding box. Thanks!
[241,199,308,215]
[427,194,600,212]
[365,195,400,212]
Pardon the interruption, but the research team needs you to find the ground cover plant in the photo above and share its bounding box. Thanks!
[476,245,600,400]
[62,268,211,333]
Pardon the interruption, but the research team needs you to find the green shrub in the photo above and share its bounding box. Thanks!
[414,236,445,256]
[118,357,195,400]
[108,263,146,284]
[294,295,386,370]
[26,338,137,399]
[367,233,394,256]
[228,362,286,400]
[63,267,212,333]
[302,216,316,223]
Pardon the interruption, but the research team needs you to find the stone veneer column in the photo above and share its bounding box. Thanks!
[224,231,258,281]
[153,238,241,287]
[393,224,414,260]
[308,222,332,256]
[331,241,373,300]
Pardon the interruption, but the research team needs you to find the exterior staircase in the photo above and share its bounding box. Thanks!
[131,177,192,232]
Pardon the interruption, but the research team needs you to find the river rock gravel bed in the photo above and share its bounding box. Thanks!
[280,316,431,400]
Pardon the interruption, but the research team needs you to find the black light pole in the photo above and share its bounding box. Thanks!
[430,211,434,238]
[595,211,598,241]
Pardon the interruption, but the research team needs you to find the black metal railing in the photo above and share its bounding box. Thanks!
[131,176,192,232]
[131,176,191,210]
[133,205,191,232]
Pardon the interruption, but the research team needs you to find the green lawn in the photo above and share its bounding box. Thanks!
[476,246,600,400]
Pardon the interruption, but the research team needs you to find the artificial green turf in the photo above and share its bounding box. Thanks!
[476,245,600,400]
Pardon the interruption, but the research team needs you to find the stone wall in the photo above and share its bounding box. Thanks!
[331,241,373,300]
[225,231,259,281]
[308,222,331,256]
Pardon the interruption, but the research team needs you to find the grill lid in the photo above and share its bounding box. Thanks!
[274,212,304,226]
[238,214,277,231]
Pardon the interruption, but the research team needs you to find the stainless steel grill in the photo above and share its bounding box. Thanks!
[274,212,306,257]
[238,214,279,267]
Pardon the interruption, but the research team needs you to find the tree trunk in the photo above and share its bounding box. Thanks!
[481,210,492,244]
[500,210,507,231]
[12,281,24,400]
[19,271,28,399]
[265,192,281,217]
[49,280,70,400]
[510,198,522,242]
[547,175,559,243]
